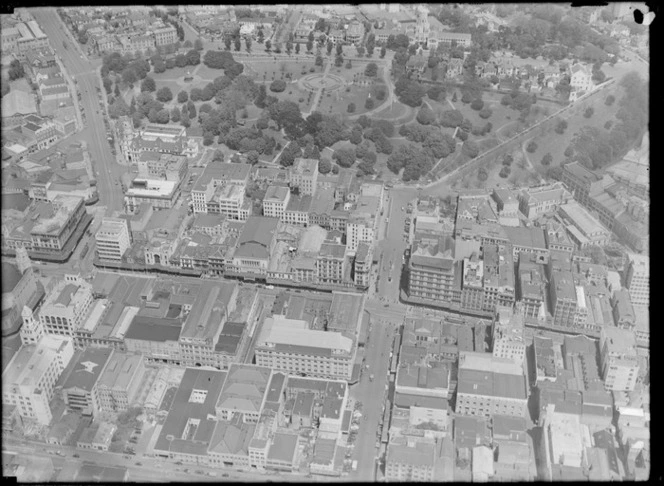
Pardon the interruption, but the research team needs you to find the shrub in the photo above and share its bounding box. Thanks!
[526,141,538,153]
[584,107,594,118]
[461,91,472,104]
[347,102,356,113]
[462,141,480,158]
[564,146,574,157]
[499,166,511,178]
[478,107,492,119]
[604,120,613,130]
[365,98,374,109]
[605,95,615,106]
[541,153,553,166]
[477,167,488,181]
[269,79,287,92]
[416,106,435,125]
[470,99,484,111]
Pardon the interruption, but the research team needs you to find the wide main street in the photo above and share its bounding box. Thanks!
[348,312,398,482]
[31,8,126,216]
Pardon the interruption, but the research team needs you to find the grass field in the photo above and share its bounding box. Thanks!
[519,83,622,177]
[150,66,196,81]
[194,64,227,81]
[318,83,387,116]
[244,58,319,81]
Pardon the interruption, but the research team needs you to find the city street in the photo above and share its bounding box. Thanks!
[348,314,398,482]
[376,189,417,302]
[3,435,313,483]
[32,8,126,216]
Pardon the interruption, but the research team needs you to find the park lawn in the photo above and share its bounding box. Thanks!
[277,82,315,113]
[154,79,190,97]
[244,58,318,81]
[318,83,386,117]
[523,86,622,177]
[150,66,196,81]
[372,101,408,121]
[195,64,226,81]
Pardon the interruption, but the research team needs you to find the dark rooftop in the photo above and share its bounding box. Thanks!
[125,315,183,342]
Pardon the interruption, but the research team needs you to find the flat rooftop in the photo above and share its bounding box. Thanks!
[559,202,607,236]
[61,347,113,392]
[257,315,353,355]
[31,195,82,235]
[98,351,143,392]
[153,368,227,456]
[2,335,71,392]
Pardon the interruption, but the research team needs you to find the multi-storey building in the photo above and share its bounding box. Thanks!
[517,253,546,319]
[39,275,94,338]
[504,227,549,263]
[262,186,291,219]
[28,195,88,254]
[624,253,648,307]
[153,25,178,46]
[283,194,311,226]
[214,364,272,423]
[124,179,181,213]
[461,254,484,312]
[549,270,577,328]
[561,162,605,208]
[177,280,238,368]
[96,351,146,414]
[492,305,526,366]
[316,243,346,286]
[455,352,528,418]
[21,115,58,150]
[353,242,373,288]
[60,347,113,417]
[205,183,248,221]
[95,218,131,261]
[543,220,575,254]
[227,217,278,278]
[137,152,188,183]
[427,31,471,49]
[289,158,318,196]
[557,202,611,248]
[191,163,251,214]
[345,21,364,44]
[599,327,639,392]
[481,244,515,313]
[255,315,356,381]
[570,64,593,92]
[1,25,21,54]
[2,335,74,425]
[611,289,635,329]
[15,21,50,58]
[346,214,376,253]
[407,235,459,305]
[385,441,436,482]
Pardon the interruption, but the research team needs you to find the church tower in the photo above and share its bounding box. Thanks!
[20,306,44,345]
